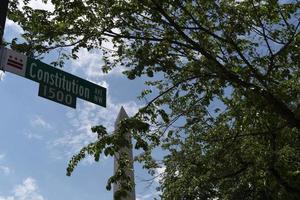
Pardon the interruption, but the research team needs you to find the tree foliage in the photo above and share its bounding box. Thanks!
[8,0,300,199]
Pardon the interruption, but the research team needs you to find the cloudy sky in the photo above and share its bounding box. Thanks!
[0,1,162,200]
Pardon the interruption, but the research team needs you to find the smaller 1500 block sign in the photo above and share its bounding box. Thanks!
[38,84,77,108]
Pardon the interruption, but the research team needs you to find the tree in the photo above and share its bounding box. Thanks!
[8,0,300,199]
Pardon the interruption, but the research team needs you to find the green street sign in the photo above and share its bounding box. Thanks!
[25,58,106,107]
[39,84,77,108]
[0,47,106,109]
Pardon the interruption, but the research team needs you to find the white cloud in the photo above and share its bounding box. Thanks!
[137,193,152,200]
[0,153,11,175]
[137,192,160,200]
[154,166,166,183]
[0,71,5,81]
[19,0,54,12]
[0,166,11,175]
[0,197,12,200]
[50,81,140,162]
[24,116,52,140]
[5,19,24,35]
[70,49,125,78]
[13,178,44,200]
[52,99,140,158]
[24,131,43,140]
[30,115,52,129]
[0,177,45,200]
[0,153,5,160]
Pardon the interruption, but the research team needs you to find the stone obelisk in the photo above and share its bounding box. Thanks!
[113,106,135,200]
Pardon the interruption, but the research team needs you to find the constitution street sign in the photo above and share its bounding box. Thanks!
[25,57,106,108]
[0,47,106,108]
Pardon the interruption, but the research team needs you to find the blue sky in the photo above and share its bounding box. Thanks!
[0,1,162,200]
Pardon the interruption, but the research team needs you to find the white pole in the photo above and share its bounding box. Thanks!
[113,106,136,200]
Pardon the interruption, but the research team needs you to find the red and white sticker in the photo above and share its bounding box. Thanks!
[0,48,27,77]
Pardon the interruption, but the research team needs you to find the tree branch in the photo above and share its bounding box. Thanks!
[150,1,300,129]
[143,75,200,111]
[272,20,300,58]
[270,167,300,197]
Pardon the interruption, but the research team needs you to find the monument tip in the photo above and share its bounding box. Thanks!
[115,106,129,128]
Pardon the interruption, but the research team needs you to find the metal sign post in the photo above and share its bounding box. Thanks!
[0,0,9,45]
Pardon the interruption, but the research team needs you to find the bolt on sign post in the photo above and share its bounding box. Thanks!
[0,47,107,108]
